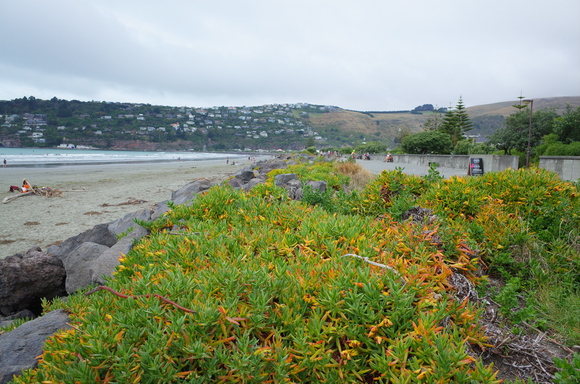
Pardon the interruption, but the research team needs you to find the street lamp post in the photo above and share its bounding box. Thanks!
[523,99,534,167]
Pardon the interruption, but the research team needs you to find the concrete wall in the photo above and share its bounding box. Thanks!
[539,156,580,181]
[469,155,519,173]
[391,154,468,168]
[389,154,519,173]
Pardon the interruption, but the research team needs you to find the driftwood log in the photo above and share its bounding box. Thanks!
[2,192,32,204]
[2,187,87,204]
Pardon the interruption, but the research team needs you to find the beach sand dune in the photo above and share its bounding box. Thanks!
[1,159,248,258]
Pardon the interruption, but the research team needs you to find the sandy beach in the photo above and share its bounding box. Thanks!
[1,159,255,258]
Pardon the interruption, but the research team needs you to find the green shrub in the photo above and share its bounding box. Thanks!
[19,186,499,383]
[554,353,580,384]
[14,164,580,383]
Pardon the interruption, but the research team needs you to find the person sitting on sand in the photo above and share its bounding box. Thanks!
[21,179,31,193]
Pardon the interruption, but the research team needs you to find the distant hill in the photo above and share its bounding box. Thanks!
[1,96,578,150]
[465,96,580,117]
[306,96,580,146]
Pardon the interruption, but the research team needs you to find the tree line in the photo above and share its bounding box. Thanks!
[397,96,580,166]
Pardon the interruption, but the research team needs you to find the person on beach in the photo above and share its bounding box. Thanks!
[3,158,6,168]
[21,179,31,193]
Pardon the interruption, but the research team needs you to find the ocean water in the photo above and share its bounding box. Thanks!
[0,148,239,167]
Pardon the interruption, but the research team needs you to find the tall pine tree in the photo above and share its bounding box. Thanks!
[439,96,473,146]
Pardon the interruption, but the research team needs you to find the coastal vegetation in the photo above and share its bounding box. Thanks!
[7,158,579,383]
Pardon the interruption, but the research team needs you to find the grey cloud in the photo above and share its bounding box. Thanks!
[0,0,578,110]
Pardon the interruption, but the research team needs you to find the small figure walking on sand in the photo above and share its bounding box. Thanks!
[3,159,6,168]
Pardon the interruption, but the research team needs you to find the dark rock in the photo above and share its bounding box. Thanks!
[274,173,299,187]
[233,169,255,184]
[227,177,244,189]
[0,309,35,329]
[0,309,70,384]
[108,209,152,236]
[0,248,66,316]
[274,174,304,199]
[287,179,303,200]
[171,178,214,205]
[255,159,287,175]
[61,242,110,294]
[47,223,117,260]
[243,177,266,191]
[151,201,170,220]
[91,226,148,285]
[305,180,327,193]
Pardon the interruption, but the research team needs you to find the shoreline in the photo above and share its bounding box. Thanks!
[0,147,250,168]
[1,158,259,258]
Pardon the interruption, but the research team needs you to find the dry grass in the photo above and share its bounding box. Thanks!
[335,161,374,190]
[304,96,580,137]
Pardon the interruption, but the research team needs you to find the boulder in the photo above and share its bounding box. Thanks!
[108,209,152,236]
[274,173,299,187]
[171,178,214,205]
[243,177,266,191]
[305,180,327,193]
[227,177,245,189]
[0,248,66,316]
[287,179,303,200]
[47,223,117,261]
[61,242,110,294]
[151,201,170,220]
[90,226,148,285]
[0,309,70,384]
[255,159,287,176]
[274,174,304,199]
[233,169,255,184]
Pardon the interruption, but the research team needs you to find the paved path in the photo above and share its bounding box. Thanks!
[356,159,468,178]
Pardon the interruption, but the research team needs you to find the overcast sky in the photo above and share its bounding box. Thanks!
[1,1,579,111]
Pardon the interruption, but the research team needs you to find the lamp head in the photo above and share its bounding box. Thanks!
[522,99,533,105]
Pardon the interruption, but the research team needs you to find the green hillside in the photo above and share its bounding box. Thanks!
[1,96,578,151]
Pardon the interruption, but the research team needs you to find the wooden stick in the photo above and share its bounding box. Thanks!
[85,285,196,313]
[59,189,89,192]
[342,253,406,283]
[2,192,32,204]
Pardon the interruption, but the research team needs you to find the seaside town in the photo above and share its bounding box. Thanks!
[0,99,336,151]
